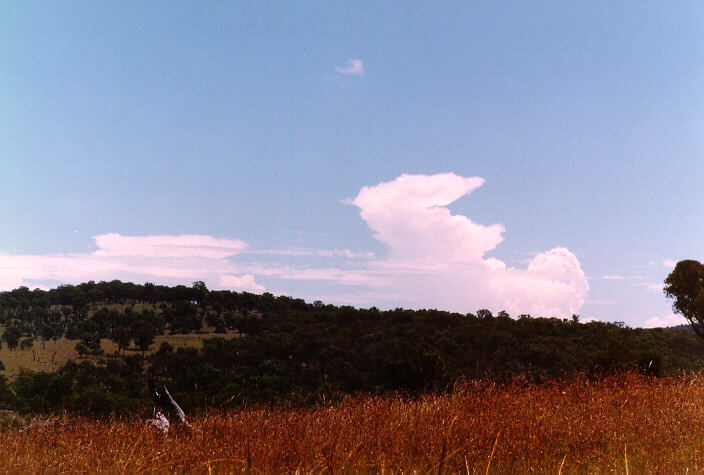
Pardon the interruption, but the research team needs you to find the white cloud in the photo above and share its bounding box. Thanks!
[582,316,600,323]
[237,263,387,287]
[0,234,261,293]
[348,173,588,316]
[317,249,375,259]
[662,259,678,268]
[352,174,499,263]
[0,173,590,317]
[249,248,374,259]
[219,274,265,292]
[598,275,644,281]
[636,282,665,292]
[586,299,619,305]
[643,313,688,328]
[94,233,247,258]
[335,59,364,76]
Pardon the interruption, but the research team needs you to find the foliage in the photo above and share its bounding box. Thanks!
[665,259,704,337]
[1,323,23,351]
[0,280,703,415]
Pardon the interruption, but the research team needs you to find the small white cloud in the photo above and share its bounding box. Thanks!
[238,263,386,287]
[335,59,364,76]
[643,313,688,328]
[636,282,665,292]
[601,275,625,280]
[586,300,619,305]
[316,249,375,259]
[249,248,374,259]
[582,316,600,323]
[662,259,678,268]
[93,233,247,258]
[219,274,265,292]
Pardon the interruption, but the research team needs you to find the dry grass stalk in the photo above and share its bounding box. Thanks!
[0,373,703,472]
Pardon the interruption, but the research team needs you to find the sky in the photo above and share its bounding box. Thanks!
[1,2,702,327]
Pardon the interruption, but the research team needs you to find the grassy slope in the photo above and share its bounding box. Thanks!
[0,331,241,378]
[1,373,703,472]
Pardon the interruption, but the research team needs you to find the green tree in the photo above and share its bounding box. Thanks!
[19,337,34,351]
[134,322,157,356]
[664,260,704,336]
[76,333,103,357]
[110,327,132,356]
[2,324,23,351]
[37,322,57,349]
[192,280,208,304]
[75,341,89,358]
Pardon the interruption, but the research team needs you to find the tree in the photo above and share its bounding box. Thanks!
[110,327,132,356]
[76,332,103,357]
[192,281,208,304]
[134,322,157,356]
[75,341,89,358]
[664,260,704,336]
[37,322,59,349]
[2,323,23,351]
[20,337,35,351]
[476,309,493,320]
[71,294,88,318]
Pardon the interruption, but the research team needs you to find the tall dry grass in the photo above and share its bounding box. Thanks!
[3,373,704,472]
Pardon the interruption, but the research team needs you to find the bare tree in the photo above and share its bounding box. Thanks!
[148,379,189,432]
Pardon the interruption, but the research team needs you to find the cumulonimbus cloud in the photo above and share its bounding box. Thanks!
[348,173,589,316]
[352,174,503,263]
[0,173,589,317]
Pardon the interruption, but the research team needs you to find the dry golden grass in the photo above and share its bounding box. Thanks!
[3,373,704,472]
[0,331,241,377]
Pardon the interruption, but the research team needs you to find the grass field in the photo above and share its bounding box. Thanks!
[2,372,704,472]
[0,331,241,377]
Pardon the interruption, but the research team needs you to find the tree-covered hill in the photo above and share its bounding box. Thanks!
[0,280,701,415]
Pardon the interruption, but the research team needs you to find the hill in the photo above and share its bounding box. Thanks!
[0,280,700,415]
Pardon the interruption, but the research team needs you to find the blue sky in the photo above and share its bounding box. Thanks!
[2,2,702,326]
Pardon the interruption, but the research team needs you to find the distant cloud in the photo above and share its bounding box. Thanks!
[662,259,678,268]
[94,233,246,258]
[219,274,265,292]
[249,248,374,259]
[0,234,259,293]
[317,249,374,259]
[335,59,364,76]
[586,300,619,305]
[582,316,600,323]
[598,275,643,281]
[643,313,687,328]
[348,173,589,316]
[0,173,589,317]
[235,263,386,287]
[636,282,665,292]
